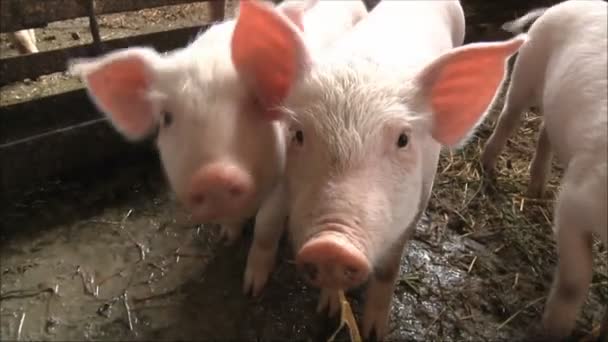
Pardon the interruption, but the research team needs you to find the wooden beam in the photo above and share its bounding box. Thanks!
[0,82,158,195]
[0,24,207,85]
[0,89,98,145]
[0,0,212,32]
[0,119,156,193]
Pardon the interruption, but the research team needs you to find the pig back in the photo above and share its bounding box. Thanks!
[539,3,607,164]
[299,1,368,53]
[328,0,465,73]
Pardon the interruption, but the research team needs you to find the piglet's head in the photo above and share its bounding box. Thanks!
[68,0,320,225]
[231,0,312,120]
[69,45,273,223]
[230,0,527,291]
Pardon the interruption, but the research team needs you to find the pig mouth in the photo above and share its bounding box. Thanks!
[187,205,249,224]
[295,224,372,290]
[182,192,259,224]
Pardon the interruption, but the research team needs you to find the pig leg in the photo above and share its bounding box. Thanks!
[541,172,594,340]
[360,211,420,341]
[362,239,408,340]
[481,52,538,174]
[219,221,246,246]
[243,183,288,296]
[526,123,554,198]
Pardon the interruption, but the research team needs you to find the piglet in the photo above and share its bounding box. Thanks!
[481,1,607,339]
[68,0,368,297]
[231,0,526,339]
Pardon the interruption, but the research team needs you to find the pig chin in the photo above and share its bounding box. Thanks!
[179,191,259,225]
[190,201,257,224]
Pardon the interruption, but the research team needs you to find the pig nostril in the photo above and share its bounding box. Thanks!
[344,266,358,280]
[302,263,318,282]
[229,186,243,197]
[191,194,205,205]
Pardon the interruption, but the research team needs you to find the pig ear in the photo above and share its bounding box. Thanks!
[231,0,310,120]
[415,34,527,147]
[68,47,162,140]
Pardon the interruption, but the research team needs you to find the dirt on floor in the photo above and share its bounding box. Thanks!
[1,2,607,342]
[2,111,606,342]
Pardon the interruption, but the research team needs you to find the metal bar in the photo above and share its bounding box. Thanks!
[0,25,207,85]
[87,0,103,55]
[0,120,155,195]
[0,0,212,33]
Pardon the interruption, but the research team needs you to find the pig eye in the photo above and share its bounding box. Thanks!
[162,111,173,127]
[396,132,409,148]
[293,130,304,145]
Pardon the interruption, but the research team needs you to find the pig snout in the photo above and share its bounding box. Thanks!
[186,162,254,221]
[295,230,371,289]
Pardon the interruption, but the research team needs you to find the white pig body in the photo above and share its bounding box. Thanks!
[70,0,368,297]
[329,1,465,67]
[481,1,607,339]
[231,0,525,339]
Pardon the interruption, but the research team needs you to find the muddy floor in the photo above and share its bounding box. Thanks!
[1,127,606,342]
[1,1,607,341]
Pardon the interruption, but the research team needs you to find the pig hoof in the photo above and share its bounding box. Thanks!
[243,245,275,297]
[316,289,341,317]
[362,304,390,341]
[219,225,241,246]
[480,150,497,176]
[481,162,496,178]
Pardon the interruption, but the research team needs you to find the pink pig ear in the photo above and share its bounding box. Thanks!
[415,34,528,147]
[68,48,162,140]
[231,0,309,121]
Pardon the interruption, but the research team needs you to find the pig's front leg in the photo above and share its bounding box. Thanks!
[243,183,288,296]
[362,239,408,341]
[219,221,247,246]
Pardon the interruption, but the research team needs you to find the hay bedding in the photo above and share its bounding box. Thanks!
[425,102,607,339]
